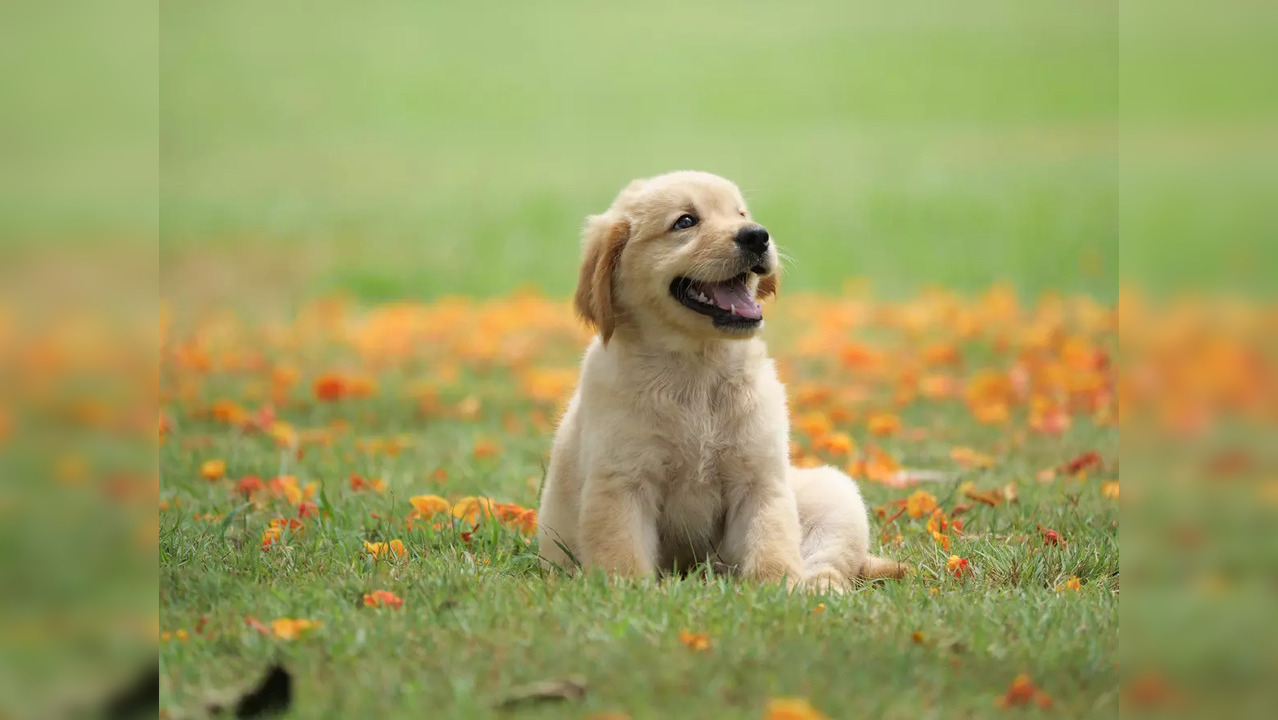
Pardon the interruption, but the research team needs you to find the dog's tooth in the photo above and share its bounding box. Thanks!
[730,304,737,315]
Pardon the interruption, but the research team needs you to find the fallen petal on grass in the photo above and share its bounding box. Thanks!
[995,673,1053,709]
[905,490,937,518]
[679,630,712,652]
[363,539,406,560]
[409,494,451,516]
[950,446,995,469]
[269,618,321,640]
[866,412,902,437]
[362,590,404,609]
[963,486,1004,507]
[1039,524,1066,548]
[764,697,831,720]
[200,459,226,481]
[1061,451,1101,476]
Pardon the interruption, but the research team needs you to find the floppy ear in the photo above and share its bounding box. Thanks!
[573,215,630,344]
[757,273,780,301]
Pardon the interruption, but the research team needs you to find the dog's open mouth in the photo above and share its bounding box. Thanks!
[670,273,763,328]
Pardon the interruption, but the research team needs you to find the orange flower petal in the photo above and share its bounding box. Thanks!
[409,494,452,517]
[363,590,404,609]
[866,412,902,437]
[764,697,830,720]
[905,490,937,518]
[678,630,711,652]
[200,459,226,481]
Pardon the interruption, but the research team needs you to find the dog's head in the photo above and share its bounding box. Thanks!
[574,171,779,344]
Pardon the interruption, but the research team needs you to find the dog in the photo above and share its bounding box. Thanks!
[536,171,904,591]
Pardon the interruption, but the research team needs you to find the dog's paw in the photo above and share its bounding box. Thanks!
[797,569,850,595]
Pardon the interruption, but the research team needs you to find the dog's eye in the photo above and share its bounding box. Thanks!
[671,214,699,231]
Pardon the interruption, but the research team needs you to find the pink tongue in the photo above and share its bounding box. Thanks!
[705,278,762,320]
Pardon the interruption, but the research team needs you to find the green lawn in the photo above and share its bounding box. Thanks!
[160,0,1117,306]
[158,2,1121,718]
[158,291,1119,719]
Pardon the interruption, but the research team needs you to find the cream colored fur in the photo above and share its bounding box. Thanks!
[536,171,904,591]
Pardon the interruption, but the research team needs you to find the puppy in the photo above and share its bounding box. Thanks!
[536,171,903,590]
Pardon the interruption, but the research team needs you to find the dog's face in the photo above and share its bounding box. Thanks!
[575,171,780,343]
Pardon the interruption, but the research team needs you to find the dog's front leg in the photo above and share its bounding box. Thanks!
[721,480,804,588]
[578,474,659,578]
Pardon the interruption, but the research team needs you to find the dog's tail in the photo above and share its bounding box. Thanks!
[860,555,908,580]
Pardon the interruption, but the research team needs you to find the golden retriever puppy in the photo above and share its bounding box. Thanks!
[536,171,903,590]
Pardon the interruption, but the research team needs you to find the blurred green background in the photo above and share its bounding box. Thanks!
[161,0,1118,306]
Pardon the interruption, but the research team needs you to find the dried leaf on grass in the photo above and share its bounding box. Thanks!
[494,676,587,710]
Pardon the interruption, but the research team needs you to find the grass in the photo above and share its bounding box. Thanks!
[154,2,1122,718]
[158,292,1120,719]
[159,0,1119,305]
[160,493,1118,718]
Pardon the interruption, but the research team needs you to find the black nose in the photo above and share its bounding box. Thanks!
[735,225,770,255]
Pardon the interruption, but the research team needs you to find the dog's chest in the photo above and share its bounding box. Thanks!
[655,479,726,569]
[642,374,755,562]
[645,373,750,483]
